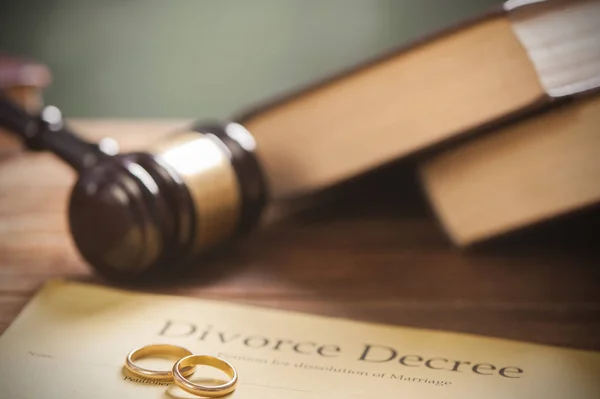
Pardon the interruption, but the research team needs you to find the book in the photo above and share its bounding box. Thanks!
[0,280,599,398]
[236,0,600,200]
[420,91,600,246]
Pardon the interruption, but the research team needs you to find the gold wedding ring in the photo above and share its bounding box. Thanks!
[172,355,238,397]
[125,344,196,381]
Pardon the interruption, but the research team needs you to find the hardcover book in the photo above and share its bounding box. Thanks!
[417,0,600,245]
[235,0,600,200]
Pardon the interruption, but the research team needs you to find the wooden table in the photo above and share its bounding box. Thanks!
[1,121,599,351]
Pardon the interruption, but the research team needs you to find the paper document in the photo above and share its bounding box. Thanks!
[0,280,598,398]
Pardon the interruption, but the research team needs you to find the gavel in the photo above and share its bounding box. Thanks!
[0,56,270,282]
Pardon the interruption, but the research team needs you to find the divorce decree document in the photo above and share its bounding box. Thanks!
[0,280,598,398]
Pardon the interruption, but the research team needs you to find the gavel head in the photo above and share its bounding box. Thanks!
[68,122,268,282]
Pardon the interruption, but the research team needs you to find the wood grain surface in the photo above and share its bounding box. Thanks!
[1,121,599,352]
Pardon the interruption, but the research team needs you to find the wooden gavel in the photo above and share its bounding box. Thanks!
[0,56,270,282]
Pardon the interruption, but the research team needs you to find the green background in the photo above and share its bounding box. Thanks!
[1,0,500,118]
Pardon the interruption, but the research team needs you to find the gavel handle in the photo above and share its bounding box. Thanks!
[0,94,112,171]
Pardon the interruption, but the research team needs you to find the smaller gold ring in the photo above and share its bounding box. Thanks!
[172,355,238,397]
[124,344,195,381]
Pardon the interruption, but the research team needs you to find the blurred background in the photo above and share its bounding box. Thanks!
[0,0,500,119]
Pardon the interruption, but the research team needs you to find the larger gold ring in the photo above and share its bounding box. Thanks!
[124,344,196,381]
[172,355,238,397]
